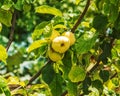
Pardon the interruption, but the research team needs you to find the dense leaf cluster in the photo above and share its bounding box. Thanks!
[0,0,120,96]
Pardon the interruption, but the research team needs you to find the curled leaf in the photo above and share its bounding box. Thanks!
[27,39,48,53]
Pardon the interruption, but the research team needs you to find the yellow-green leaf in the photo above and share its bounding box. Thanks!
[35,5,62,16]
[0,9,12,27]
[76,0,81,5]
[68,65,86,82]
[0,45,8,64]
[53,24,67,29]
[0,22,2,32]
[27,39,48,53]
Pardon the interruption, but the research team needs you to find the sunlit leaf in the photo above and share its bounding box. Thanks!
[0,23,2,32]
[0,76,7,88]
[0,76,11,96]
[0,9,12,27]
[81,21,90,28]
[53,24,67,29]
[35,5,62,16]
[27,39,48,53]
[68,65,86,82]
[1,4,12,10]
[76,0,81,5]
[0,45,8,64]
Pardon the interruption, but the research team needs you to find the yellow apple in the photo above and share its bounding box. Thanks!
[48,48,64,62]
[50,30,60,41]
[62,31,76,46]
[52,36,70,53]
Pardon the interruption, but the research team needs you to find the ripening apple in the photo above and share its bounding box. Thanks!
[52,36,70,53]
[48,48,64,62]
[62,31,76,46]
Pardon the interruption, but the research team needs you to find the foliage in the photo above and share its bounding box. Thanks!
[0,0,120,96]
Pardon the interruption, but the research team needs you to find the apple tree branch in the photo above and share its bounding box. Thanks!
[71,0,90,33]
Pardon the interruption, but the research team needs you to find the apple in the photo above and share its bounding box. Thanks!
[48,48,64,62]
[52,36,70,53]
[62,31,76,46]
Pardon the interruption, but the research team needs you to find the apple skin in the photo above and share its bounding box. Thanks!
[48,48,64,62]
[62,31,76,46]
[52,36,70,53]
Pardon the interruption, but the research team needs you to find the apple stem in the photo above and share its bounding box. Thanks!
[71,0,91,33]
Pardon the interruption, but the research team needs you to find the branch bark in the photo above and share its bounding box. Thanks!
[27,61,50,86]
[71,0,90,33]
[6,10,17,51]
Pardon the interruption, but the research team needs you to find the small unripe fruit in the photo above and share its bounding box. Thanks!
[62,31,76,46]
[48,48,64,62]
[52,36,70,53]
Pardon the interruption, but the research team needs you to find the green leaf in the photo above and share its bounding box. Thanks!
[7,52,23,71]
[49,74,63,96]
[0,76,7,88]
[92,79,103,92]
[0,76,11,96]
[0,23,2,32]
[68,65,86,82]
[103,3,110,15]
[75,33,98,54]
[42,63,55,84]
[14,0,23,10]
[27,39,48,53]
[3,87,11,96]
[92,14,108,31]
[35,5,62,16]
[23,4,31,12]
[109,4,119,23]
[32,21,49,40]
[114,13,120,31]
[62,51,72,79]
[99,42,112,64]
[67,80,77,96]
[82,77,91,94]
[0,45,8,64]
[1,4,12,10]
[0,9,12,27]
[99,70,109,82]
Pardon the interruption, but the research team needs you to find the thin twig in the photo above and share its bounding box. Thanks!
[110,72,117,79]
[27,60,50,86]
[61,91,68,96]
[71,0,90,33]
[6,10,17,51]
[11,60,50,91]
